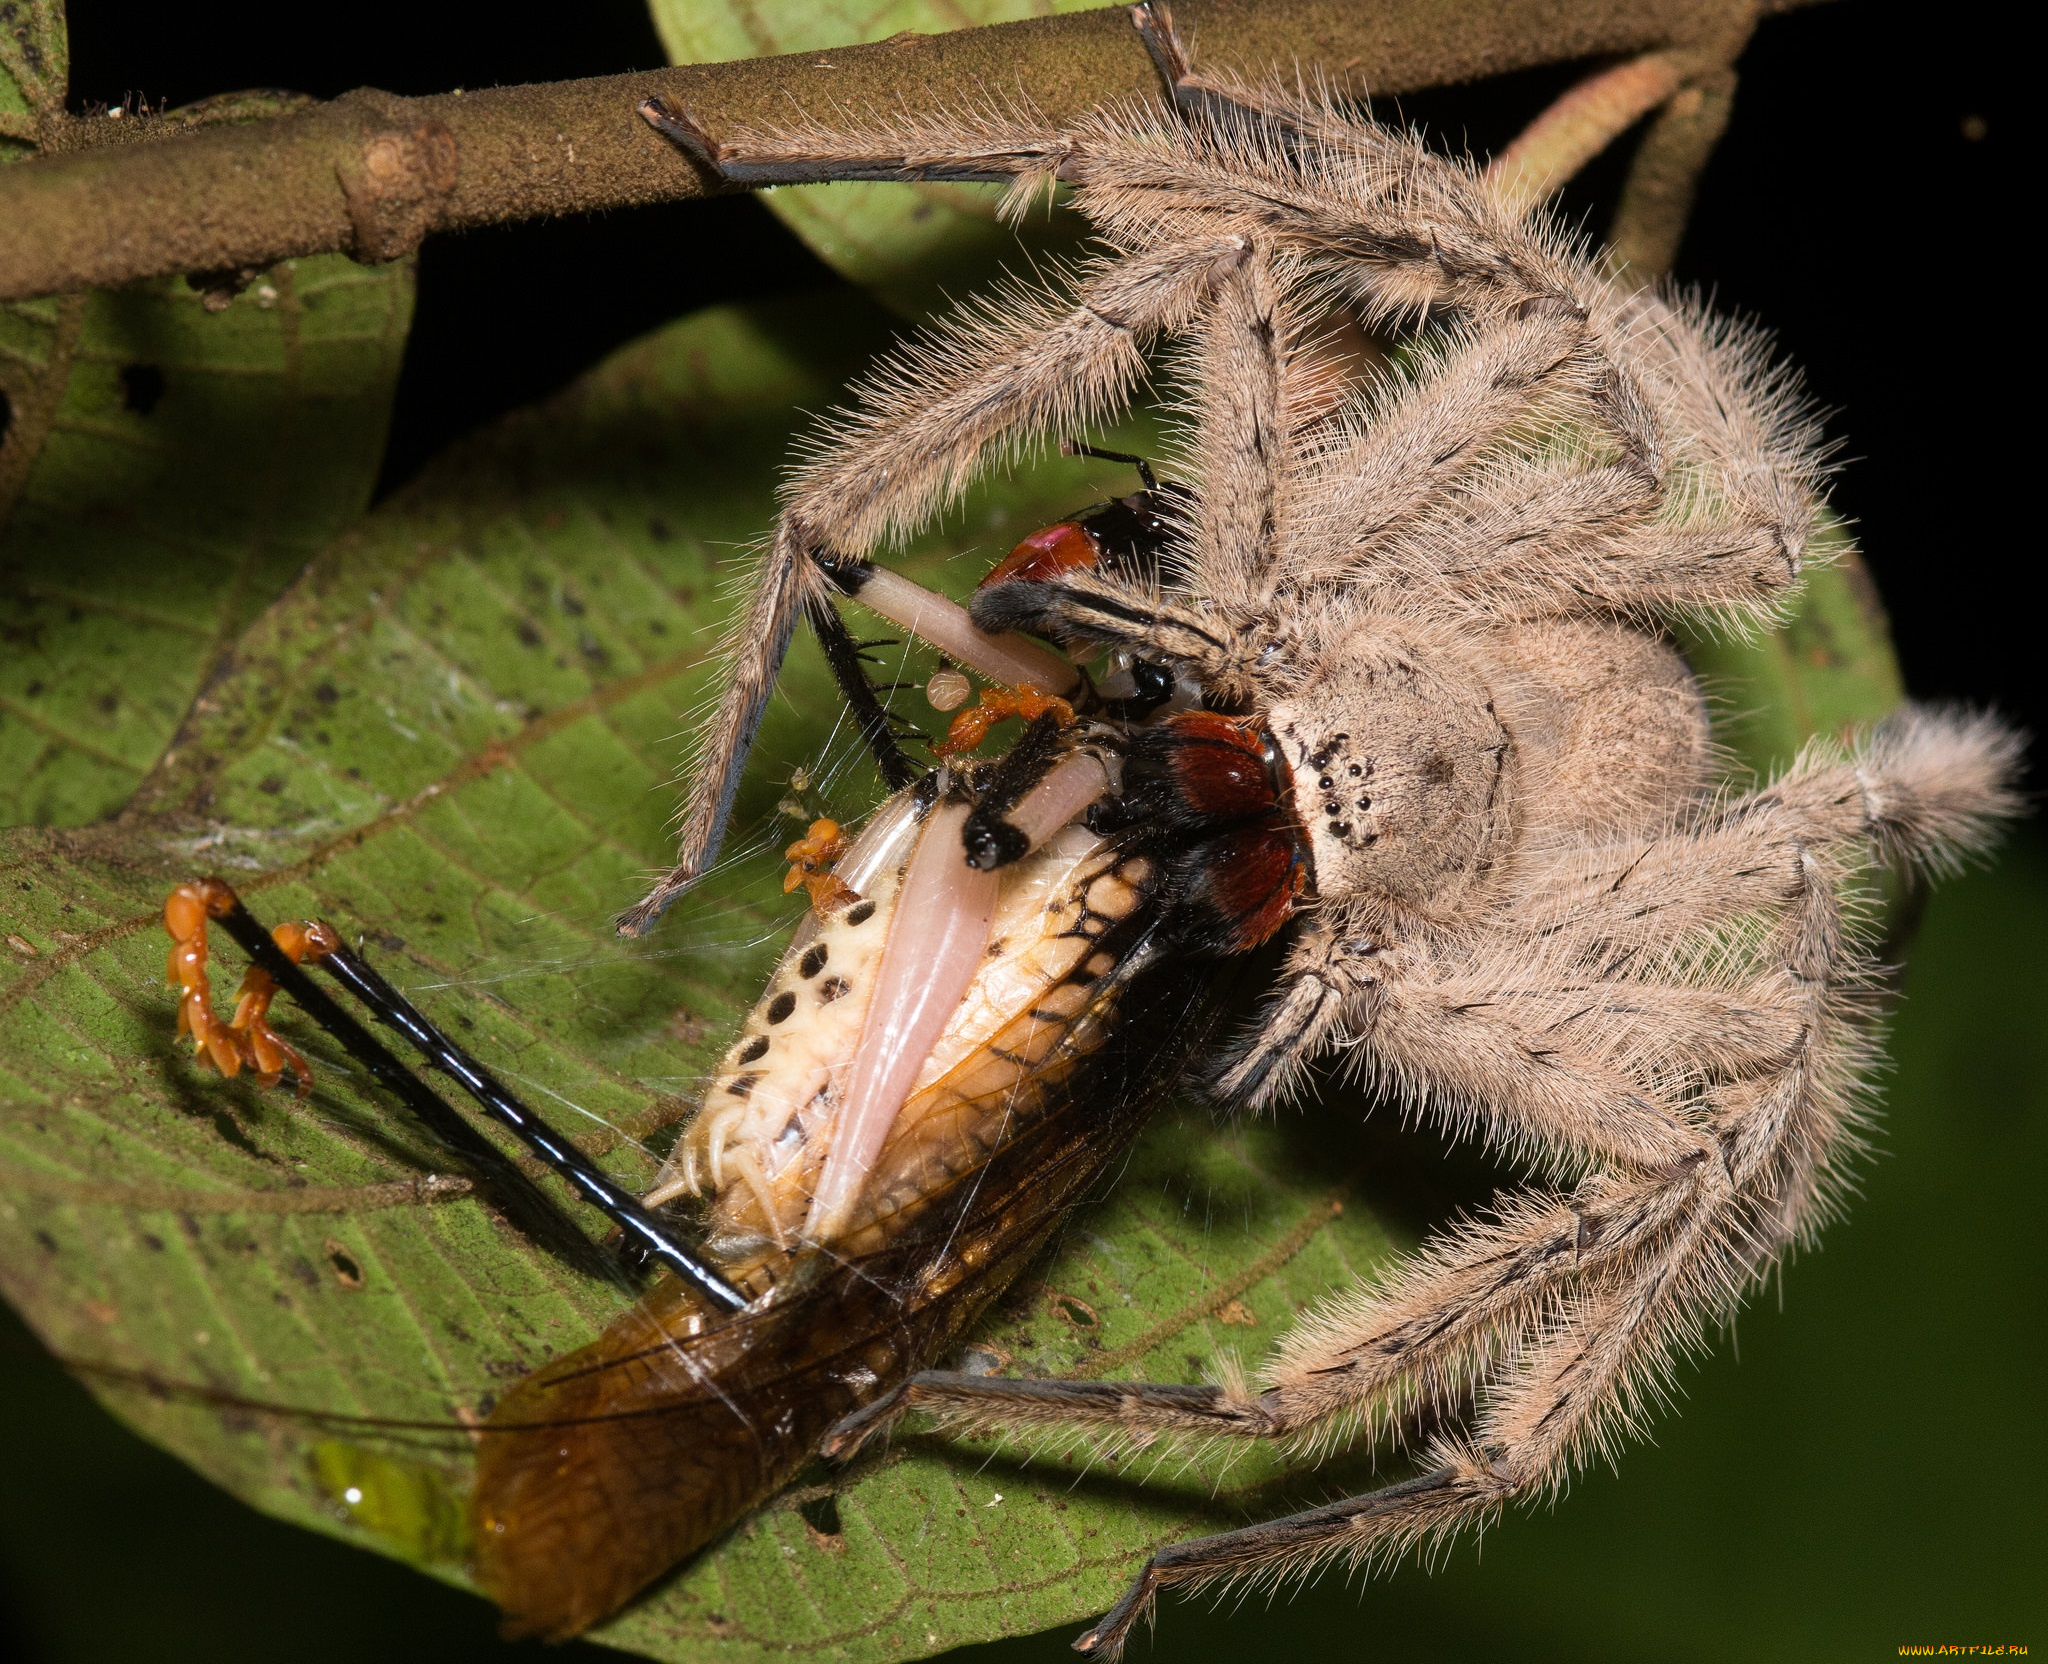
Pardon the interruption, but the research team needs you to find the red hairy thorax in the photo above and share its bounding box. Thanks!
[979,520,1100,590]
[974,487,1303,953]
[1154,711,1310,954]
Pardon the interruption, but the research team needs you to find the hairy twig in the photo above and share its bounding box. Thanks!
[1,0,1814,305]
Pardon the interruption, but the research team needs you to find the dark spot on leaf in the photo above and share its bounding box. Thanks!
[648,517,673,542]
[561,591,586,617]
[324,1239,366,1290]
[313,682,340,706]
[1048,1290,1098,1329]
[94,691,117,714]
[736,1035,769,1065]
[119,363,167,415]
[141,1233,165,1252]
[514,618,543,647]
[798,943,828,979]
[765,991,797,1025]
[798,1493,844,1548]
[375,933,404,953]
[258,776,286,795]
[35,1230,57,1254]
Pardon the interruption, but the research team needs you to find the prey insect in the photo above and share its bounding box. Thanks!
[161,451,1284,1635]
[155,2,2022,1653]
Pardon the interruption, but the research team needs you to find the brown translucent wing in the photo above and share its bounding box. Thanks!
[470,928,1219,1639]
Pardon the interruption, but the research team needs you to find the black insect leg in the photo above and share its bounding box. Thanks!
[204,897,624,1288]
[806,593,924,790]
[961,711,1069,870]
[1060,438,1158,493]
[211,893,748,1313]
[314,941,749,1312]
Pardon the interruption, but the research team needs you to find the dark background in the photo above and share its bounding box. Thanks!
[4,2,2039,1660]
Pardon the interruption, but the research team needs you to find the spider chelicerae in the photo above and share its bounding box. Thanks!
[621,6,2021,1652]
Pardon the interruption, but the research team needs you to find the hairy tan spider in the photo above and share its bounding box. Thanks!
[629,7,2021,1653]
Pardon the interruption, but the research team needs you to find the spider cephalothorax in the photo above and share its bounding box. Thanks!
[614,5,2021,1653]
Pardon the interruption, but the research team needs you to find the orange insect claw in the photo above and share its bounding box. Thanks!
[161,878,330,1097]
[933,684,1076,757]
[782,819,859,915]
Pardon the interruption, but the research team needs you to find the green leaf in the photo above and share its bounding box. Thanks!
[0,255,416,827]
[649,0,1105,318]
[1676,518,1906,781]
[0,293,1909,1662]
[2,12,410,831]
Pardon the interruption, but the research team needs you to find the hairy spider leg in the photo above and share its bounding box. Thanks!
[616,230,1247,933]
[641,13,1774,702]
[607,11,2007,1653]
[816,710,2019,1657]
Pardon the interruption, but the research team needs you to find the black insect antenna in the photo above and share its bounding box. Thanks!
[207,891,749,1314]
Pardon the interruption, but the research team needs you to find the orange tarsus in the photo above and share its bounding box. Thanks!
[933,684,1076,757]
[783,819,858,915]
[163,881,337,1098]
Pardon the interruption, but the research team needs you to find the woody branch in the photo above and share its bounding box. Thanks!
[0,0,1800,306]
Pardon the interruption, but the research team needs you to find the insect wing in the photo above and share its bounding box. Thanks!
[471,819,1220,1638]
